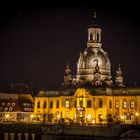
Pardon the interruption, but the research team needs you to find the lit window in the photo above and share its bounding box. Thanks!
[130,114,135,122]
[98,98,103,108]
[115,100,119,109]
[130,100,135,109]
[50,101,53,108]
[87,100,92,108]
[56,100,59,108]
[43,101,47,108]
[65,99,69,108]
[109,100,112,109]
[123,113,127,119]
[37,102,40,108]
[123,100,127,109]
[65,113,69,118]
[87,114,92,121]
[98,114,103,122]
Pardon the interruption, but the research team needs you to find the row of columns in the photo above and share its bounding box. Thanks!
[4,133,35,140]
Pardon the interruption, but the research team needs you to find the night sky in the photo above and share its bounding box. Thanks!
[0,1,140,91]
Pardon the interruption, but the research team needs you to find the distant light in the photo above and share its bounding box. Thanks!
[135,112,139,117]
[5,114,9,118]
[87,114,91,121]
[30,114,34,119]
[100,114,103,119]
[121,115,124,119]
[92,119,95,124]
[57,114,60,119]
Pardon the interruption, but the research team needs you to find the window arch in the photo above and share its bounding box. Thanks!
[37,101,40,108]
[109,100,112,109]
[90,33,93,41]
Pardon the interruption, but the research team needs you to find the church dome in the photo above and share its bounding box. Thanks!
[76,16,112,86]
[78,47,110,70]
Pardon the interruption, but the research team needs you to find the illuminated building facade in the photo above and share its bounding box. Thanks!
[0,84,34,122]
[34,13,140,125]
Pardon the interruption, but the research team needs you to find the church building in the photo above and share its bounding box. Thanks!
[34,13,140,125]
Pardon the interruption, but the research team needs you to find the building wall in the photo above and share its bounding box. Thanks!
[34,88,140,124]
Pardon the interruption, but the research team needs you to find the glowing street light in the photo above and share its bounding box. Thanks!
[5,114,10,122]
[100,115,103,119]
[135,112,139,117]
[5,114,9,119]
[92,119,95,124]
[121,115,124,120]
[57,114,60,119]
[121,115,126,124]
[30,114,34,123]
[87,114,91,121]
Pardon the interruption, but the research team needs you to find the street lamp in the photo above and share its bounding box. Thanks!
[121,115,124,124]
[87,114,91,121]
[30,114,34,123]
[5,114,9,122]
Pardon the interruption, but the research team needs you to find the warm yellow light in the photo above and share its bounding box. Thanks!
[30,114,34,119]
[135,112,139,117]
[57,114,60,119]
[121,115,124,119]
[5,114,9,118]
[100,115,103,119]
[87,114,91,121]
[92,119,95,124]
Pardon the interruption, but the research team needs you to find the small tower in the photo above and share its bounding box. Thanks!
[115,64,125,87]
[87,11,102,48]
[76,12,112,86]
[62,63,73,87]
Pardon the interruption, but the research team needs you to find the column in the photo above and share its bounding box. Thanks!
[4,133,9,140]
[32,133,35,140]
[10,133,15,140]
[25,133,29,140]
[18,133,21,140]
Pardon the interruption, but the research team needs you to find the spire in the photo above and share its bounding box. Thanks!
[62,63,73,88]
[87,11,101,47]
[115,64,125,87]
[93,11,96,19]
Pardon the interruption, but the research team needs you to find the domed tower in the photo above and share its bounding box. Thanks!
[76,12,112,87]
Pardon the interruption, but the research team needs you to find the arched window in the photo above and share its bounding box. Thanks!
[123,99,127,109]
[115,100,119,109]
[109,100,112,109]
[56,100,59,108]
[43,101,47,108]
[90,33,93,41]
[98,98,103,108]
[87,100,92,108]
[50,101,53,108]
[130,100,135,109]
[37,101,40,108]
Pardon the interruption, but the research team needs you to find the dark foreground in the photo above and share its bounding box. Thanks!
[0,123,140,140]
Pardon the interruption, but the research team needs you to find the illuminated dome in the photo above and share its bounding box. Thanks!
[76,16,112,86]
